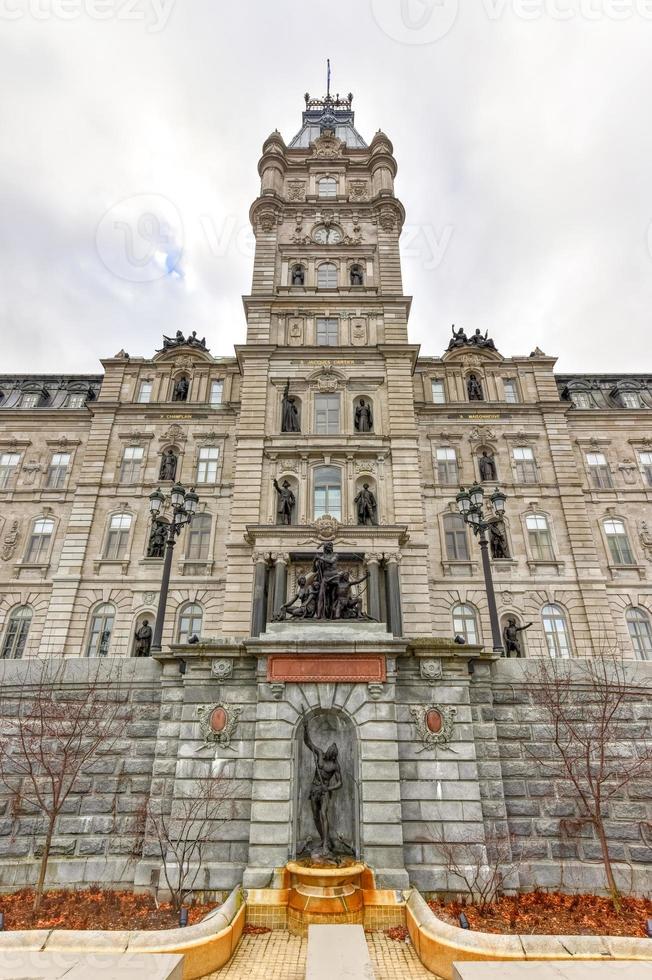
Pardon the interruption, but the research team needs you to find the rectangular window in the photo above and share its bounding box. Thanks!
[210,380,224,406]
[639,452,652,487]
[26,519,54,563]
[196,447,219,484]
[0,453,20,489]
[315,395,340,434]
[604,520,634,565]
[318,177,337,198]
[513,447,538,484]
[526,515,554,561]
[316,318,339,346]
[67,393,86,408]
[21,393,39,408]
[444,518,469,561]
[314,485,342,521]
[431,380,446,404]
[105,514,131,560]
[46,452,71,489]
[586,452,612,489]
[137,381,153,404]
[621,391,642,409]
[573,392,592,409]
[503,379,519,404]
[120,446,144,484]
[186,520,211,560]
[436,448,459,485]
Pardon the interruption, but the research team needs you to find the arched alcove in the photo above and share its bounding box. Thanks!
[293,709,360,860]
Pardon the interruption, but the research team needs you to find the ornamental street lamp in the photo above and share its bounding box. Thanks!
[455,483,507,655]
[148,483,199,653]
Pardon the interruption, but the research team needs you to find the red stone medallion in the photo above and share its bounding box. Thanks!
[426,708,443,734]
[209,706,227,733]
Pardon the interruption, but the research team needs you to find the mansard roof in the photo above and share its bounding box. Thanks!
[288,93,367,150]
[0,374,103,409]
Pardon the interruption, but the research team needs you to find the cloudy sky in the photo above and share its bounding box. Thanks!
[1,0,651,374]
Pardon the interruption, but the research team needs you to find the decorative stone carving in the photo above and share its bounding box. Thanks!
[287,318,304,346]
[367,682,384,701]
[22,459,43,486]
[349,180,368,201]
[312,132,345,159]
[159,424,187,444]
[143,591,156,604]
[269,682,285,701]
[317,372,339,393]
[639,521,652,561]
[312,515,341,541]
[354,459,377,475]
[1,520,20,561]
[410,704,456,750]
[420,659,443,681]
[196,701,241,749]
[619,460,638,484]
[287,181,306,201]
[211,659,233,679]
[350,318,368,346]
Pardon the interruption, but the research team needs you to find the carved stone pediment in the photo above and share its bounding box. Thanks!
[159,423,187,444]
[312,133,345,159]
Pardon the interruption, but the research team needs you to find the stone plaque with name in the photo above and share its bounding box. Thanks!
[267,654,386,684]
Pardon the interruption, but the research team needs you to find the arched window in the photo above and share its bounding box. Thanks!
[313,466,342,521]
[626,607,652,660]
[452,603,479,645]
[1,606,33,659]
[104,513,132,560]
[186,513,212,560]
[443,514,469,561]
[317,263,338,289]
[318,177,337,198]
[541,604,571,658]
[25,518,54,563]
[86,603,115,657]
[177,603,203,644]
[604,519,634,565]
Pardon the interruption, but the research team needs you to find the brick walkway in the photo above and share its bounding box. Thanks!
[202,930,440,979]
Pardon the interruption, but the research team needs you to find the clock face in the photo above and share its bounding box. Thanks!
[313,225,343,245]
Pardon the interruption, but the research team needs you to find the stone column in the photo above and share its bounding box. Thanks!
[251,553,269,638]
[366,554,382,623]
[385,553,403,637]
[272,553,289,618]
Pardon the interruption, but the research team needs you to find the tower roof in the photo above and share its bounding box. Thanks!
[288,92,367,149]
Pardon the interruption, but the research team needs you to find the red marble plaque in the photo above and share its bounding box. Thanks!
[267,655,386,684]
[209,706,227,732]
[426,708,443,734]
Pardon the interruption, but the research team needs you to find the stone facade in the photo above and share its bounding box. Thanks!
[0,92,650,896]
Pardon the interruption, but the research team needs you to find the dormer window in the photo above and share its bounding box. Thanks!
[21,392,40,409]
[318,177,337,198]
[621,391,642,409]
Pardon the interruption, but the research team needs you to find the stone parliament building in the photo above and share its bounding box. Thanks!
[0,92,650,896]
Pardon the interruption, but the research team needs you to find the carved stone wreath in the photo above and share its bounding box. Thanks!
[410,704,456,750]
[196,702,241,749]
[312,515,341,541]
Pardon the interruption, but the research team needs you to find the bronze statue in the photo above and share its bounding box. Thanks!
[350,264,364,286]
[281,380,300,433]
[291,265,305,286]
[173,377,189,402]
[467,374,484,401]
[134,620,152,657]
[503,618,533,658]
[478,451,497,482]
[302,710,343,857]
[160,331,208,352]
[273,543,370,622]
[333,571,368,619]
[447,325,467,350]
[354,398,373,433]
[273,478,296,526]
[314,542,340,619]
[469,328,496,351]
[273,575,318,620]
[446,325,497,353]
[354,483,378,526]
[159,450,177,482]
[147,521,167,558]
[488,520,509,560]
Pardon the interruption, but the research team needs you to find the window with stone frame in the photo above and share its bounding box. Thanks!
[572,391,593,409]
[316,318,339,346]
[186,513,211,560]
[452,603,479,644]
[512,446,538,484]
[503,379,519,403]
[436,447,459,485]
[120,446,144,484]
[431,379,446,404]
[586,452,612,489]
[66,392,86,409]
[46,452,71,489]
[86,603,115,657]
[317,263,338,289]
[210,380,224,406]
[1,606,32,659]
[196,447,220,484]
[620,390,642,409]
[626,607,652,660]
[0,452,20,489]
[25,518,54,563]
[443,513,469,561]
[313,465,342,521]
[104,513,132,560]
[603,518,635,565]
[20,392,40,408]
[315,394,340,434]
[541,604,571,658]
[137,381,153,404]
[639,452,652,487]
[317,176,337,198]
[177,603,203,643]
[525,513,555,561]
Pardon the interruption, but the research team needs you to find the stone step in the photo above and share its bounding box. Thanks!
[306,924,375,980]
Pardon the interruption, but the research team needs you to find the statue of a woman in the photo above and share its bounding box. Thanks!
[302,710,343,857]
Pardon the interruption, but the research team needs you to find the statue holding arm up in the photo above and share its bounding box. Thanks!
[302,708,343,857]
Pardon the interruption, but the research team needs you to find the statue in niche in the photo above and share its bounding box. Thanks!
[302,709,343,858]
[273,543,370,621]
[478,450,497,482]
[355,483,378,526]
[291,265,305,286]
[159,449,178,481]
[488,519,509,559]
[273,478,296,526]
[503,618,533,658]
[350,264,364,286]
[281,380,301,433]
[467,374,484,401]
[173,376,189,402]
[147,521,167,558]
[134,620,152,657]
[354,398,373,433]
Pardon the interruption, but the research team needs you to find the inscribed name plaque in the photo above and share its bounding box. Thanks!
[267,654,386,684]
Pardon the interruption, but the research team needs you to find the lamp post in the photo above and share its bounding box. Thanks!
[455,483,507,655]
[148,482,199,653]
